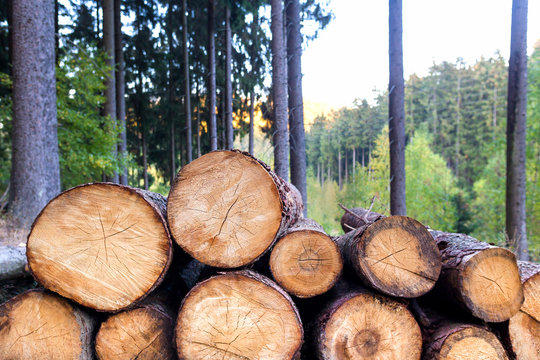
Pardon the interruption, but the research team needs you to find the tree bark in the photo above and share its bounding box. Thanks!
[175,270,303,359]
[166,2,175,183]
[506,0,528,260]
[312,280,422,359]
[249,91,255,155]
[102,0,118,183]
[115,0,127,185]
[271,0,289,180]
[225,5,234,149]
[0,245,29,280]
[167,150,303,268]
[207,0,217,151]
[338,151,342,190]
[388,0,406,215]
[270,218,343,298]
[0,290,97,359]
[336,209,441,298]
[96,300,176,359]
[182,0,192,163]
[9,0,61,228]
[286,0,307,215]
[27,183,173,312]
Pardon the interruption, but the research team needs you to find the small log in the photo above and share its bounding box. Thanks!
[341,207,523,322]
[334,211,441,298]
[430,230,523,322]
[0,289,96,359]
[27,183,173,312]
[269,218,343,298]
[175,270,303,359]
[515,261,539,322]
[167,150,303,268]
[96,301,176,360]
[314,280,422,359]
[411,301,508,360]
[0,245,29,280]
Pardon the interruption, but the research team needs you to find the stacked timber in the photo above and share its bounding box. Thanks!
[0,150,536,360]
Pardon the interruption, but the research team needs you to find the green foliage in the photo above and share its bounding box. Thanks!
[57,45,125,188]
[0,73,12,192]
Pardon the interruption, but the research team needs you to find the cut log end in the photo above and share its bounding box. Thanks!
[270,229,343,298]
[437,326,508,360]
[318,292,422,359]
[96,305,175,360]
[460,248,523,322]
[168,151,287,268]
[356,215,441,298]
[508,310,540,359]
[175,271,303,359]
[518,261,540,322]
[27,183,172,312]
[0,290,95,359]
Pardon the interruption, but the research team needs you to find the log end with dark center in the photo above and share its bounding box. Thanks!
[270,229,342,298]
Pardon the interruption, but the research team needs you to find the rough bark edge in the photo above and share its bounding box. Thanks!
[0,245,29,280]
[0,289,98,360]
[26,182,174,313]
[517,260,540,284]
[175,269,304,360]
[271,218,343,298]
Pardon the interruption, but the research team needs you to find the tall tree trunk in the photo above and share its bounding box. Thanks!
[196,73,201,158]
[338,151,342,190]
[506,0,528,260]
[388,0,406,215]
[317,162,321,186]
[142,126,148,190]
[225,5,233,149]
[345,149,348,182]
[9,0,61,227]
[166,2,175,183]
[54,0,59,65]
[492,86,497,142]
[182,0,192,163]
[455,70,461,178]
[114,0,127,185]
[207,0,217,150]
[271,0,289,180]
[286,0,307,215]
[103,0,118,183]
[249,91,255,155]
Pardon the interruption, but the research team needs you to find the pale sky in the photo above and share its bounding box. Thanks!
[302,0,540,108]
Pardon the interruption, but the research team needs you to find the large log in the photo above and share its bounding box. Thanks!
[96,301,176,360]
[269,218,343,298]
[313,280,422,359]
[341,207,524,322]
[0,289,96,359]
[167,150,303,268]
[175,270,303,359]
[411,301,508,360]
[335,210,441,298]
[27,183,173,312]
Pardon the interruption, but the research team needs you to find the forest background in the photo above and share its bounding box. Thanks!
[0,0,538,259]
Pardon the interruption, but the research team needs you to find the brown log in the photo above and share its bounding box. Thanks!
[96,301,176,360]
[27,183,173,312]
[167,150,303,268]
[175,270,303,359]
[503,261,540,359]
[430,230,523,322]
[0,289,96,359]
[269,218,343,298]
[314,281,422,359]
[341,207,524,322]
[411,301,508,360]
[335,211,441,298]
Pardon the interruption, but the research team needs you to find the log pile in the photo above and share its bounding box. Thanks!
[0,150,537,359]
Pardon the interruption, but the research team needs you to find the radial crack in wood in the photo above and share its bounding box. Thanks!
[270,218,342,298]
[96,302,175,359]
[0,290,96,359]
[175,270,303,359]
[167,150,302,268]
[26,183,173,312]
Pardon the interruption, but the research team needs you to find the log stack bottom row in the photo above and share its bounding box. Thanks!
[0,150,538,359]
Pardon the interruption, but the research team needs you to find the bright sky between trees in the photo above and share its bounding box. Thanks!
[302,0,540,108]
